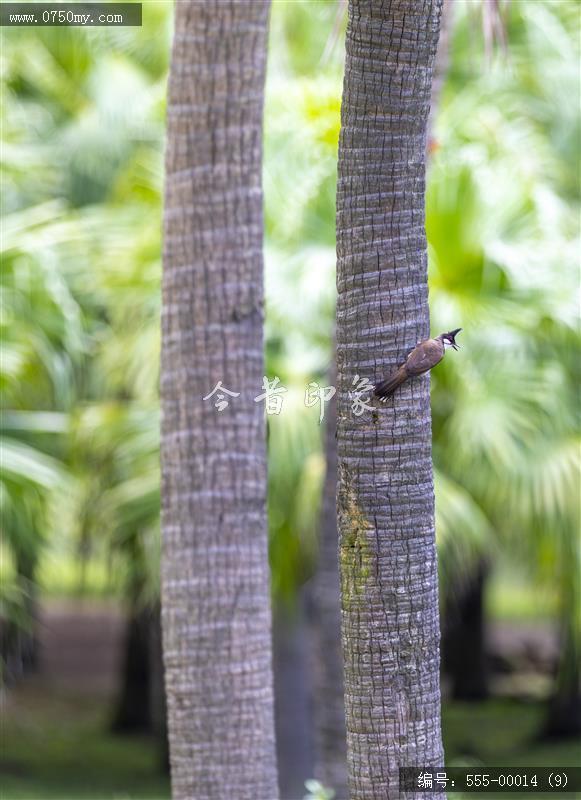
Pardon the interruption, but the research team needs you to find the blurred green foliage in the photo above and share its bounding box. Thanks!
[2,688,170,799]
[1,0,579,673]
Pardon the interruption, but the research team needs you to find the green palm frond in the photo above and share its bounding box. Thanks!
[0,437,65,490]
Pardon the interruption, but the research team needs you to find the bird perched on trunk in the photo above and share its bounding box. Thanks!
[375,329,462,399]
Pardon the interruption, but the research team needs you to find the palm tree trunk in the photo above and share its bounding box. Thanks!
[442,560,489,701]
[111,603,153,734]
[544,598,581,738]
[273,599,315,799]
[336,1,445,796]
[428,0,454,143]
[312,378,348,799]
[160,3,278,799]
[149,602,170,772]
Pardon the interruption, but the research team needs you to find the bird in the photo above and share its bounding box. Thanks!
[374,328,462,400]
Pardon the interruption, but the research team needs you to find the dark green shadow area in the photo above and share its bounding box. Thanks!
[443,699,580,765]
[2,693,579,800]
[1,689,170,800]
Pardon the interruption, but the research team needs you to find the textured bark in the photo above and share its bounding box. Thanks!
[312,377,348,799]
[160,3,278,799]
[336,2,445,798]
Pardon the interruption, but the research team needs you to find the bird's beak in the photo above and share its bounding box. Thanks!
[448,328,462,350]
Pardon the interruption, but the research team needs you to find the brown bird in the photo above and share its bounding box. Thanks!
[375,328,462,399]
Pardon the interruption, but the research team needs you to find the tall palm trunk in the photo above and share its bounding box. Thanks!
[160,3,278,799]
[312,377,348,798]
[336,2,445,796]
[273,600,314,799]
[111,602,153,733]
[313,8,453,793]
[442,560,489,700]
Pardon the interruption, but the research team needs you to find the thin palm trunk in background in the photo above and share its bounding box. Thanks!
[312,374,348,798]
[160,3,278,799]
[336,1,445,796]
[428,0,454,143]
[442,561,489,700]
[273,601,315,798]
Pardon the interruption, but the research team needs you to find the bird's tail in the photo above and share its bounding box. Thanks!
[374,366,408,399]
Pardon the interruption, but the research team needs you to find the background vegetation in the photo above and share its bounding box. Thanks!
[1,1,579,797]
